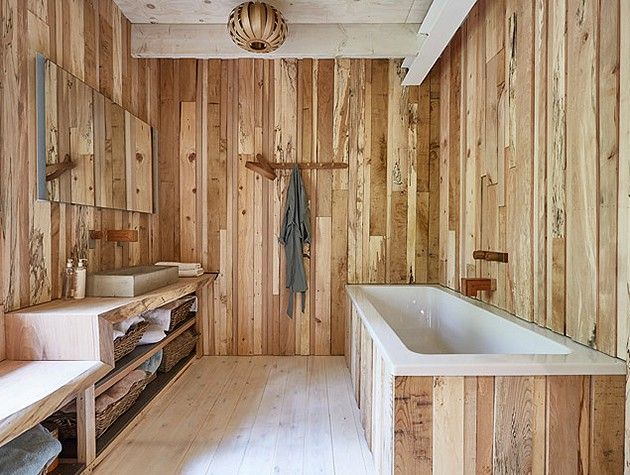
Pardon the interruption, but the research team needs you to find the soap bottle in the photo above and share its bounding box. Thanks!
[74,259,87,299]
[62,259,75,299]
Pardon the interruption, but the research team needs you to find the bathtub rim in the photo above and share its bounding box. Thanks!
[346,284,625,377]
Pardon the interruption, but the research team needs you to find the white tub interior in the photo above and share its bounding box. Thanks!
[360,286,569,355]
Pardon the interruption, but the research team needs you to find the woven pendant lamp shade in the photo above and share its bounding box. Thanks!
[228,2,288,53]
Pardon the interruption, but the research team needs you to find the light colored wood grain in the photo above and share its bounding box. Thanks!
[5,275,214,326]
[394,376,432,474]
[620,0,630,467]
[93,356,375,475]
[76,384,96,465]
[532,0,547,327]
[433,376,464,475]
[494,377,536,473]
[5,311,112,364]
[566,0,598,347]
[0,360,108,447]
[179,101,197,262]
[546,376,590,473]
[546,0,567,335]
[589,375,625,473]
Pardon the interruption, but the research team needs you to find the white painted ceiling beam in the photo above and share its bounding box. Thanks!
[131,23,421,59]
[402,0,477,85]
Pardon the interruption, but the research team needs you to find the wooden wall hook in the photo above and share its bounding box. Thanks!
[246,153,349,181]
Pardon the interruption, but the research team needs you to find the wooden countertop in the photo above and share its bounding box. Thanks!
[6,274,216,325]
[0,360,110,447]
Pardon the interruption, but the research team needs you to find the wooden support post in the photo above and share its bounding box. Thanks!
[76,385,96,466]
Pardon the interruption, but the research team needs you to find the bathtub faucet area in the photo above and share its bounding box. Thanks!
[460,277,496,297]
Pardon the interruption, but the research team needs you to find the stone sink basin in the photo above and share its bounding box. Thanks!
[86,265,179,297]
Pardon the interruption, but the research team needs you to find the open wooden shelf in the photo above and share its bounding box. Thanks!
[50,462,84,475]
[96,353,195,456]
[95,315,197,396]
[6,274,215,325]
[0,361,109,447]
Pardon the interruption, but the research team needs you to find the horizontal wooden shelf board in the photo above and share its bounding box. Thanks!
[95,354,195,457]
[0,360,109,447]
[95,316,197,396]
[50,462,84,475]
[6,274,216,324]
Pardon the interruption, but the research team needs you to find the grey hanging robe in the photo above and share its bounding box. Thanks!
[279,165,311,317]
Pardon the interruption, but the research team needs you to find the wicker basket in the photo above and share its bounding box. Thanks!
[47,373,156,439]
[167,298,196,332]
[158,330,198,373]
[114,321,150,361]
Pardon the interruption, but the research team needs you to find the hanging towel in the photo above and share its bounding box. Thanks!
[279,165,311,317]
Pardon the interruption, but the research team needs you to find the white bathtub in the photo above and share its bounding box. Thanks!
[346,284,625,376]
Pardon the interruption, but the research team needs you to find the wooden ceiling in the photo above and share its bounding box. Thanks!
[113,0,433,24]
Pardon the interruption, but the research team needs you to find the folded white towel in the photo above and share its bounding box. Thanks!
[178,268,204,277]
[143,296,197,331]
[155,261,202,271]
[138,323,167,345]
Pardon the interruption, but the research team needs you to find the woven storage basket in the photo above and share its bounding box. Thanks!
[47,373,155,439]
[167,298,196,332]
[158,330,198,373]
[114,320,150,361]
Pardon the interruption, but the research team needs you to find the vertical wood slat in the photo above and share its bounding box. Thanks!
[619,0,630,466]
[566,0,599,347]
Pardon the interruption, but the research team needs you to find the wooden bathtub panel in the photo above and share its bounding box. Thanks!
[349,312,626,475]
[402,375,623,475]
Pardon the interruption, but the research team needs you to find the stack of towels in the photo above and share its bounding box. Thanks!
[155,261,204,277]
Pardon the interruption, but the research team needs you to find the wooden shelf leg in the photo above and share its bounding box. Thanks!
[76,385,96,466]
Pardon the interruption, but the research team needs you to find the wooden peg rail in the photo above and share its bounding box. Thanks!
[246,154,348,181]
[270,162,348,170]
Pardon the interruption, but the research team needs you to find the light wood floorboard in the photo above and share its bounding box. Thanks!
[93,356,375,475]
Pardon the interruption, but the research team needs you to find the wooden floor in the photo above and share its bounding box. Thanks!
[93,356,375,475]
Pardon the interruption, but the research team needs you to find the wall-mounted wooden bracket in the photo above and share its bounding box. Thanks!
[246,153,349,181]
[45,154,76,182]
[89,230,139,248]
[472,250,508,263]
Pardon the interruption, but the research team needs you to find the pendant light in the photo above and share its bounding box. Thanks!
[227,1,288,53]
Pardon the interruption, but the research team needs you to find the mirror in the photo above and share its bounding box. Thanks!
[36,54,156,213]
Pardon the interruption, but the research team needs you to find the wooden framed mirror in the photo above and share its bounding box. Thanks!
[36,54,157,213]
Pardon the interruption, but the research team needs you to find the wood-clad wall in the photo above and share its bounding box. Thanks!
[0,0,161,359]
[158,58,441,355]
[438,0,630,463]
[439,0,627,357]
[348,305,626,475]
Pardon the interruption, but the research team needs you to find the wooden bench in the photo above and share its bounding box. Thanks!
[0,360,110,464]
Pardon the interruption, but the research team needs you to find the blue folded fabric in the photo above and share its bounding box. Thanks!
[0,424,61,475]
[139,349,163,375]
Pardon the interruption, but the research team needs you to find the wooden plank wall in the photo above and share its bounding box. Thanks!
[158,58,441,356]
[0,0,161,360]
[439,1,626,358]
[349,306,626,474]
[439,0,630,467]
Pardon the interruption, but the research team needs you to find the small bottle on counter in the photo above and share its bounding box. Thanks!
[62,258,75,299]
[73,258,88,299]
